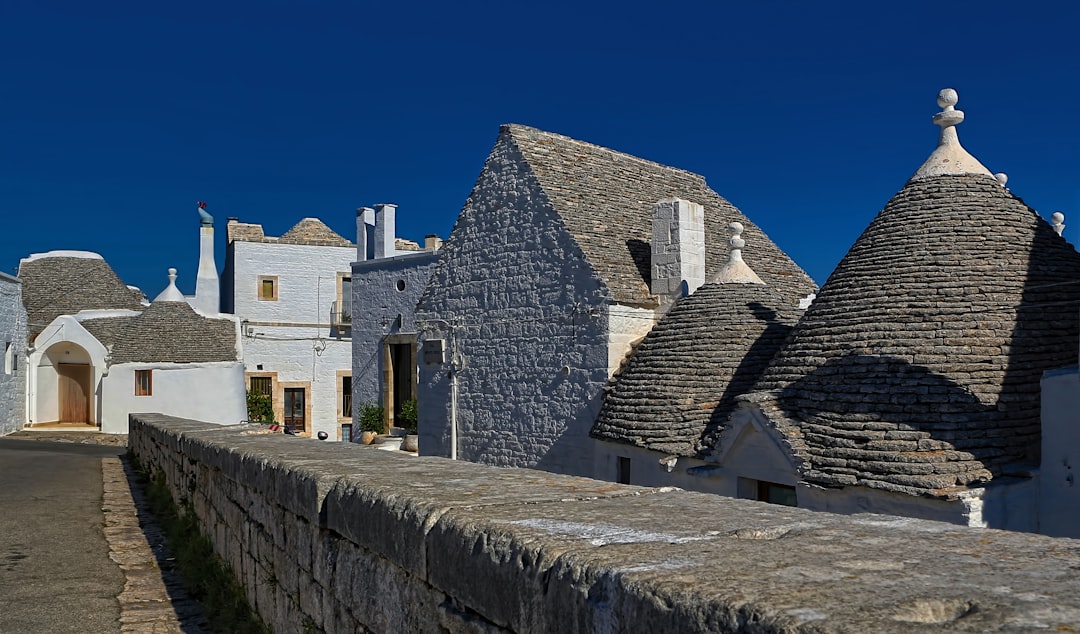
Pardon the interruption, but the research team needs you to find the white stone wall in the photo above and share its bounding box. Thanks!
[0,273,26,435]
[606,304,657,377]
[226,240,354,438]
[100,362,247,434]
[28,317,108,426]
[351,251,438,416]
[417,139,612,476]
[1040,366,1080,537]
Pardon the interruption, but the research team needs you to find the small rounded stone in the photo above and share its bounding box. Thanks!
[937,88,959,108]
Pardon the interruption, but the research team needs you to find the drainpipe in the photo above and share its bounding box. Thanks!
[450,367,458,460]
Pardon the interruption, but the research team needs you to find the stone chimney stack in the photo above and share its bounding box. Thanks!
[194,202,220,313]
[424,234,443,252]
[374,203,397,259]
[651,198,705,308]
[356,207,375,261]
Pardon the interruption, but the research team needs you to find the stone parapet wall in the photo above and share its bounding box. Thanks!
[130,414,1080,633]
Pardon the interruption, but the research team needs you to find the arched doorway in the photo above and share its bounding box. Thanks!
[38,342,95,425]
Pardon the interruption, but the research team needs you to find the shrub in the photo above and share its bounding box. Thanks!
[358,403,384,434]
[398,399,418,435]
[246,391,274,424]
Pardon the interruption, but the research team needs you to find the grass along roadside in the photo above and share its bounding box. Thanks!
[129,453,269,634]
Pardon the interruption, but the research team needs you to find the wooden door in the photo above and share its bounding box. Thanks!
[283,388,305,434]
[57,363,91,423]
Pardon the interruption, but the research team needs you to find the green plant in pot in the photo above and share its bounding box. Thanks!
[398,399,418,435]
[358,403,384,444]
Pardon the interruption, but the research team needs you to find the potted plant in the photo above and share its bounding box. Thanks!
[398,399,419,452]
[358,403,384,445]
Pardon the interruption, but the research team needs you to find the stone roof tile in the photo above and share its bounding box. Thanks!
[592,282,801,456]
[100,302,239,363]
[18,256,144,337]
[503,125,816,305]
[756,174,1080,496]
[277,218,354,247]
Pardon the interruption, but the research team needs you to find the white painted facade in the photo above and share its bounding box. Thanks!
[100,361,246,433]
[0,272,27,436]
[224,236,354,440]
[351,250,438,433]
[26,310,246,434]
[1040,366,1080,537]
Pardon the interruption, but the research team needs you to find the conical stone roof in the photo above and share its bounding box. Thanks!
[757,173,1080,497]
[593,280,801,456]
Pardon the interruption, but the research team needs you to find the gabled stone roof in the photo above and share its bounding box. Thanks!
[19,255,144,337]
[592,281,800,457]
[100,301,239,364]
[277,218,354,247]
[501,125,816,305]
[755,174,1080,498]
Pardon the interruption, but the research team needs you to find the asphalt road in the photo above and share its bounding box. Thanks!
[0,438,126,633]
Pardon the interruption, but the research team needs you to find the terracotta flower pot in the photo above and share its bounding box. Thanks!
[360,431,378,445]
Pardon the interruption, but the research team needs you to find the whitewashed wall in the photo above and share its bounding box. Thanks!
[227,240,354,439]
[1040,366,1080,537]
[100,362,246,434]
[417,138,612,476]
[351,251,437,415]
[0,273,26,435]
[606,304,656,376]
[28,317,108,426]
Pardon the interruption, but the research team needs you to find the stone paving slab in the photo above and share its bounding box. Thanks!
[101,457,210,633]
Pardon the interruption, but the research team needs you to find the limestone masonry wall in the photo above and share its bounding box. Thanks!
[130,414,1080,633]
[0,273,26,435]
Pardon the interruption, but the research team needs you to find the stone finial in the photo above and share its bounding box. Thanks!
[153,267,186,302]
[712,222,764,285]
[1052,212,1066,236]
[994,173,1008,187]
[911,88,992,181]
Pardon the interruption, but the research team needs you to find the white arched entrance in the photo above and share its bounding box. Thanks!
[28,317,108,427]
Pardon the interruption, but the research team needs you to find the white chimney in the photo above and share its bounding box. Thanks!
[374,203,397,259]
[651,198,705,307]
[194,203,220,313]
[356,207,375,261]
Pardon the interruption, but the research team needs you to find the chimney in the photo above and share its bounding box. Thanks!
[194,203,220,313]
[651,198,705,307]
[356,207,375,261]
[424,234,443,252]
[374,203,397,259]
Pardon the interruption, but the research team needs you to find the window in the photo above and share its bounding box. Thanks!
[341,375,353,418]
[250,376,272,396]
[341,423,353,443]
[738,477,797,507]
[617,456,631,484]
[135,370,153,396]
[258,276,278,301]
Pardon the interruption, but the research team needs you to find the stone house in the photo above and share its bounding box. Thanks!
[591,223,808,496]
[350,204,441,437]
[19,253,246,434]
[0,271,27,436]
[416,124,815,475]
[224,210,426,441]
[605,89,1080,531]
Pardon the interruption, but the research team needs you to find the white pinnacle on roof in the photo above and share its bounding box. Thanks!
[712,222,765,284]
[153,268,186,302]
[1052,212,1066,236]
[911,88,993,181]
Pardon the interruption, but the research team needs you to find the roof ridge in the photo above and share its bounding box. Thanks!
[502,124,708,184]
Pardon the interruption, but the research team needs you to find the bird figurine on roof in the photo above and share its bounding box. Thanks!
[197,201,213,227]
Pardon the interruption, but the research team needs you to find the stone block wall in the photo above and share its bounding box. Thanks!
[416,137,612,475]
[0,273,26,435]
[131,414,1080,633]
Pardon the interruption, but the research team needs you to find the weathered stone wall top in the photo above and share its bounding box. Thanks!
[131,414,1080,632]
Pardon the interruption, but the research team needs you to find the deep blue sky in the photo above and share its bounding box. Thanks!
[2,1,1077,297]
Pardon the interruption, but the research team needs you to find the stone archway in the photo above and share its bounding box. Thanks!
[37,342,95,426]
